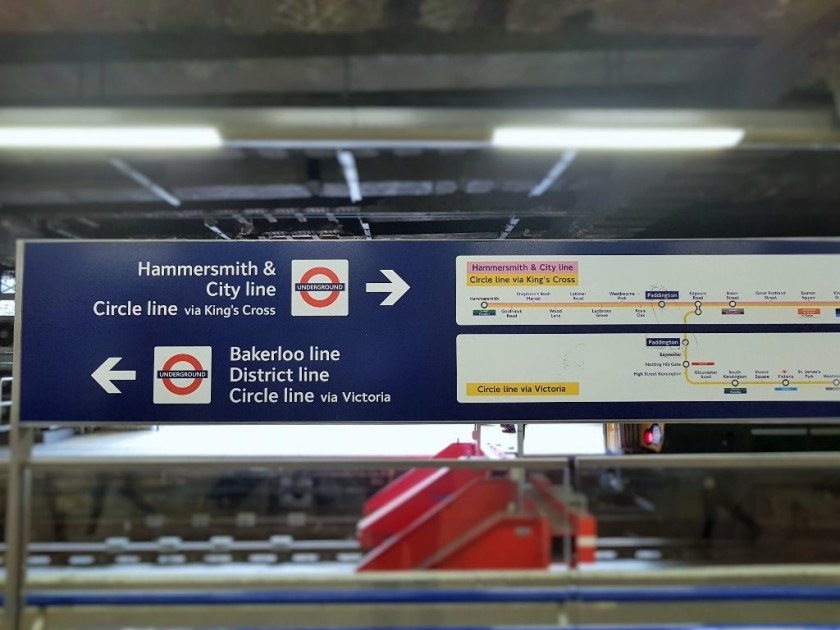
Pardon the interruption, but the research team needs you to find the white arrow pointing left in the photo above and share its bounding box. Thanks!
[92,357,137,394]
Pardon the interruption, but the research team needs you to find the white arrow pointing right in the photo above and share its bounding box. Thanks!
[366,269,410,306]
[92,357,137,394]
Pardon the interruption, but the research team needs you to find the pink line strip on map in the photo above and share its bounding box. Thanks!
[467,260,578,273]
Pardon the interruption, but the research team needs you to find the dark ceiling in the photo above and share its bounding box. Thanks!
[1,0,839,266]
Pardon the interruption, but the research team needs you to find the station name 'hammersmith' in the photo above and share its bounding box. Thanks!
[137,261,260,277]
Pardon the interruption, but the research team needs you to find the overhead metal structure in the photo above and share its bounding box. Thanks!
[0,1,835,255]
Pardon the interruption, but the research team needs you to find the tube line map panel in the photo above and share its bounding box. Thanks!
[13,239,840,424]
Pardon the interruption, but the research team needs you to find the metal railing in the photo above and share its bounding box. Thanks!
[0,376,11,410]
[18,585,840,606]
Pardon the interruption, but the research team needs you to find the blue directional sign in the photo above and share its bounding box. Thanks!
[13,239,840,424]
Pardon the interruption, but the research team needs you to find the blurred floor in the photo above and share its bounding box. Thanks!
[33,423,606,458]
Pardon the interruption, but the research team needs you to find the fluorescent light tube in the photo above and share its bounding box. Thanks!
[0,126,222,149]
[492,127,745,150]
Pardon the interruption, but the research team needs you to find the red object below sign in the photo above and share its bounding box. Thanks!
[357,441,597,571]
[358,476,550,571]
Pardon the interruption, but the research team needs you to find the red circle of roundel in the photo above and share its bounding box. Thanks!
[299,266,342,308]
[161,353,205,396]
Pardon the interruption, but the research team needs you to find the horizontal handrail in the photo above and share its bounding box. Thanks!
[117,628,840,630]
[21,586,840,607]
[577,452,840,469]
[24,454,568,471]
[25,451,840,471]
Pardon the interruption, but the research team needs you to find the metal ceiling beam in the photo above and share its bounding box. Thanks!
[728,4,840,107]
[0,192,575,222]
[636,200,840,239]
[497,216,520,240]
[74,217,100,228]
[109,158,181,207]
[0,49,743,104]
[0,151,570,206]
[203,218,231,240]
[529,150,578,197]
[0,31,755,63]
[539,0,840,240]
[44,221,81,239]
[336,150,363,203]
[0,86,762,110]
[552,4,840,239]
[0,107,836,150]
[549,157,669,238]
